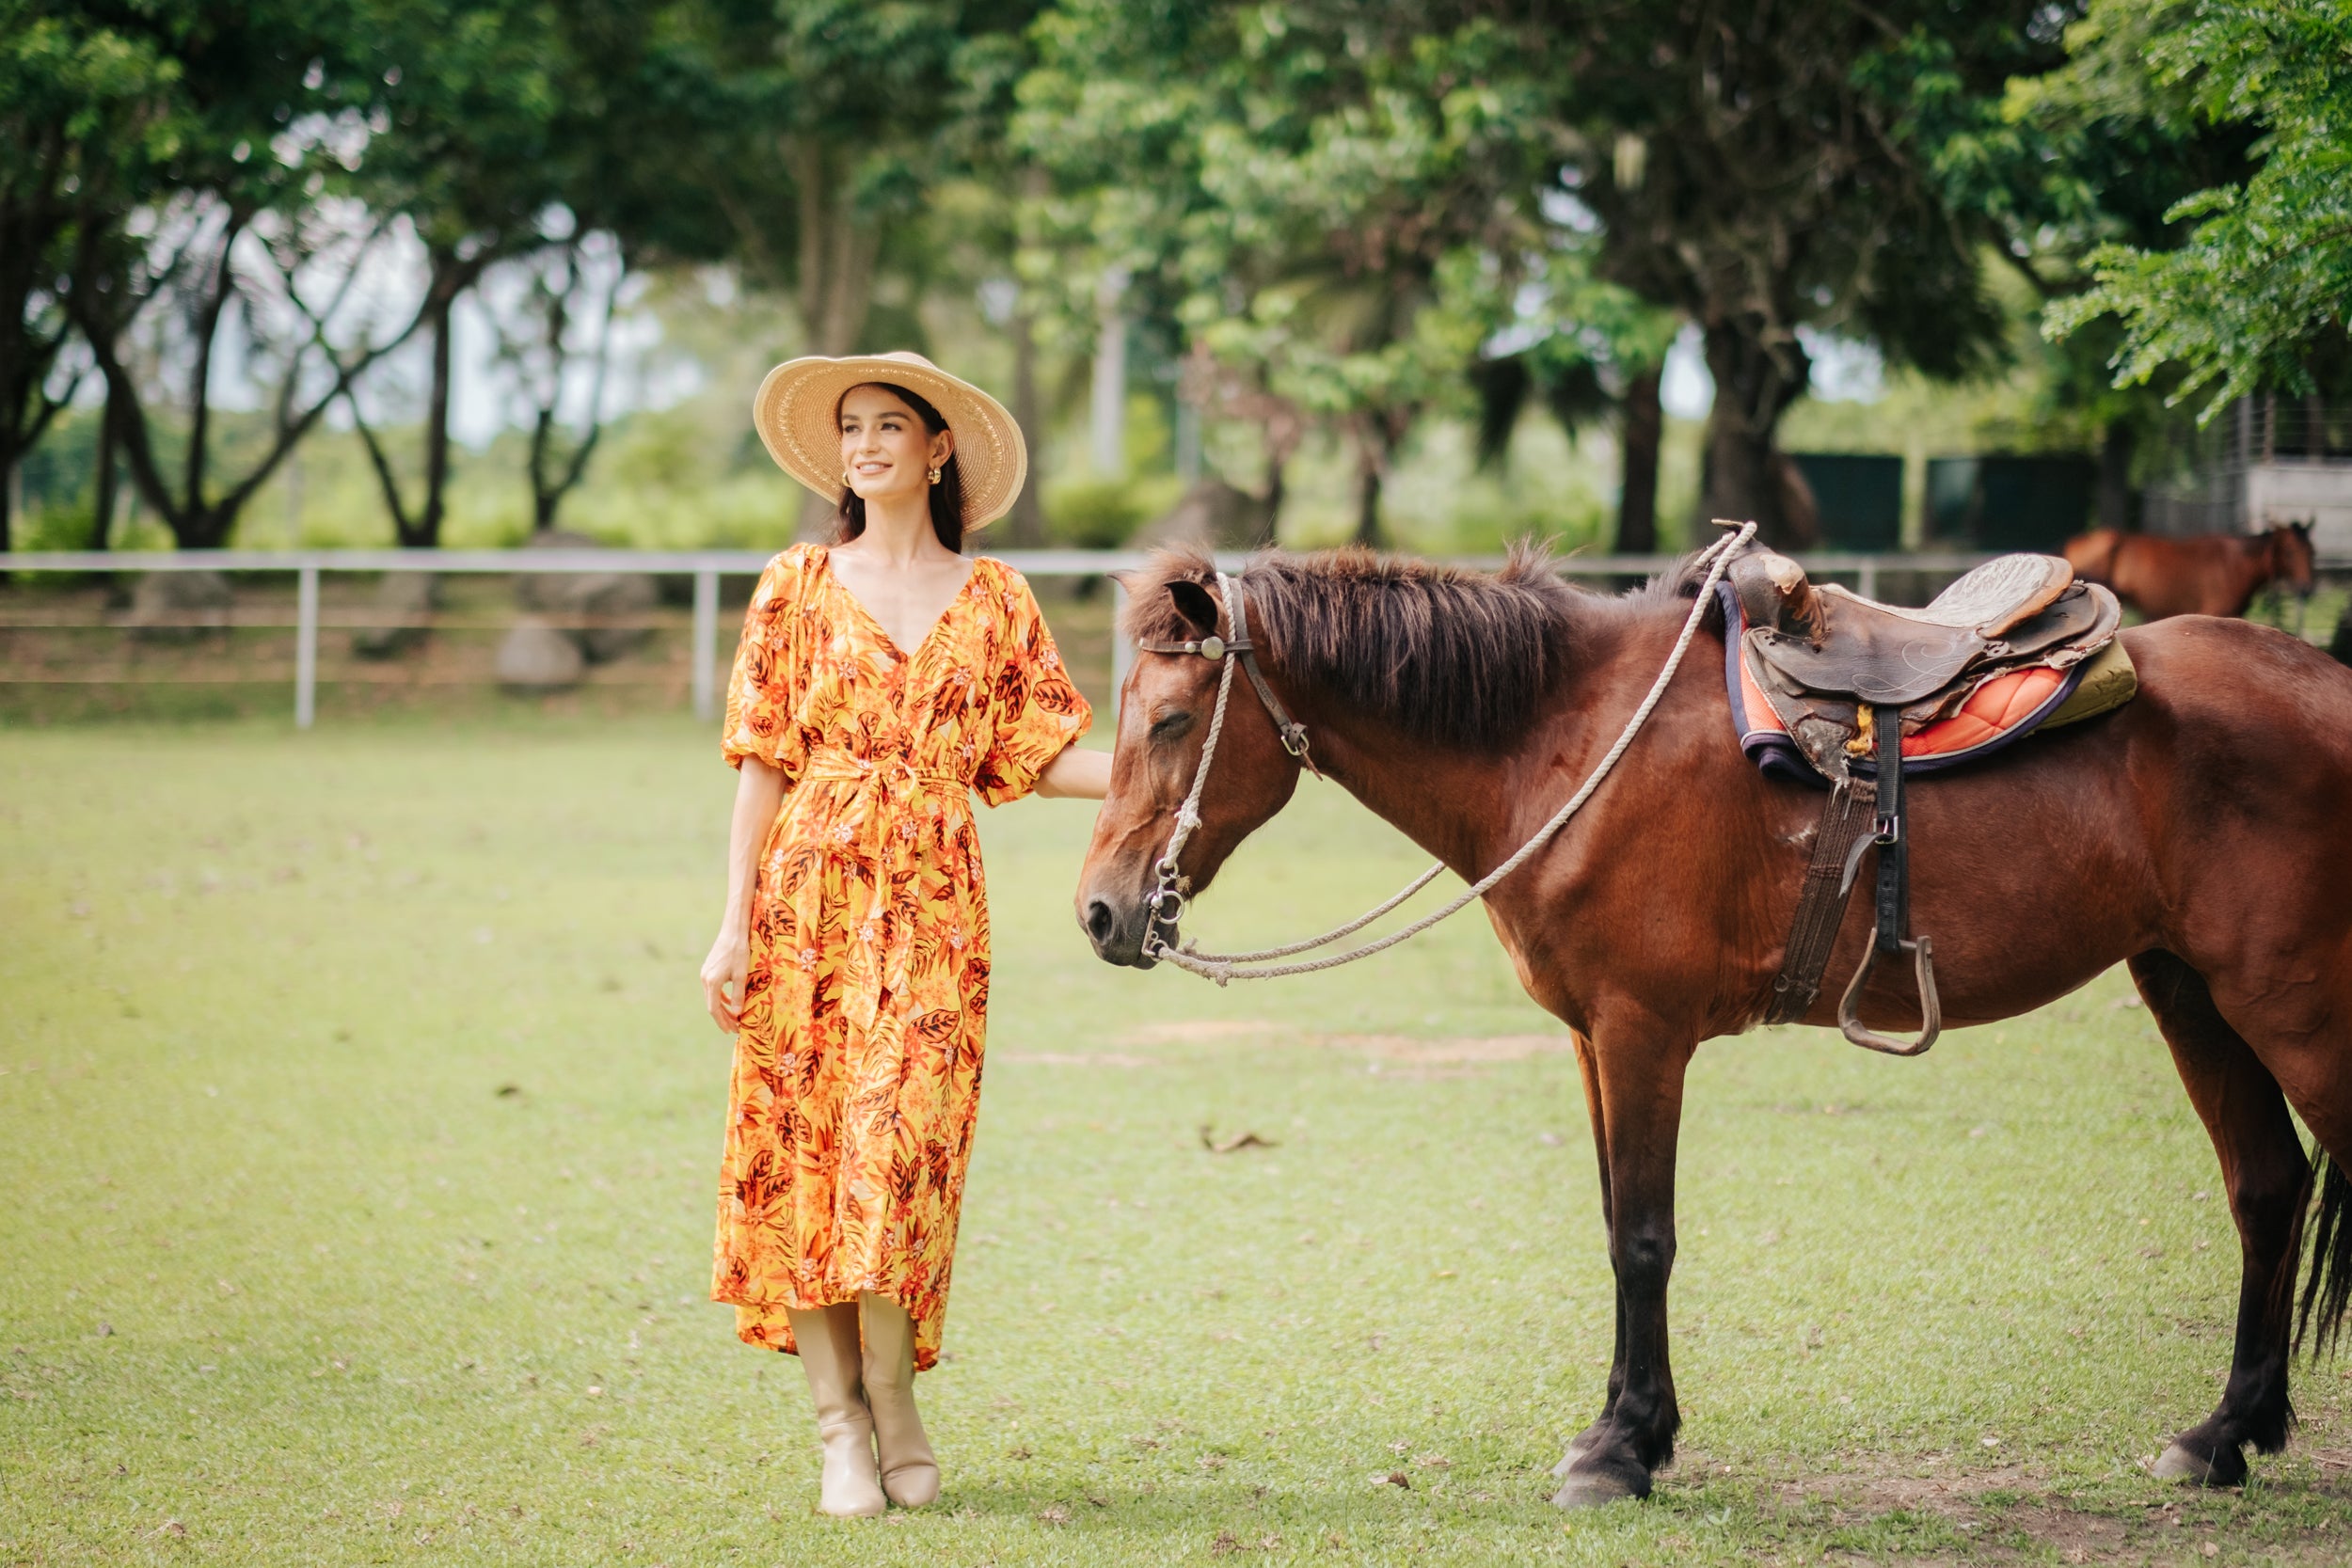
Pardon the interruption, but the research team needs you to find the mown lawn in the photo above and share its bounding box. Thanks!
[4,714,2350,1566]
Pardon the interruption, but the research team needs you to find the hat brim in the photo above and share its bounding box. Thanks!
[753,355,1027,531]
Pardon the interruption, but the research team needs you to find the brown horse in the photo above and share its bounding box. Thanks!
[2065,523,2316,621]
[1076,545,2352,1506]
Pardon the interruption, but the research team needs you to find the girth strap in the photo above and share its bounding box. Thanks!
[1764,710,1943,1055]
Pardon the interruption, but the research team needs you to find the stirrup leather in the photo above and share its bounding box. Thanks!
[1835,703,1942,1056]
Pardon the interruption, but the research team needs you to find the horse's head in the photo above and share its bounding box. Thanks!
[2276,521,2318,597]
[1075,564,1305,967]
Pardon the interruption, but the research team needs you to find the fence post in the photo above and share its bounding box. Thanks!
[294,560,320,730]
[691,566,719,721]
[1857,557,1879,603]
[1109,578,1133,732]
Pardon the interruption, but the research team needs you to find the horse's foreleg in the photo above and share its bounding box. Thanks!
[2132,951,2312,1486]
[1551,1028,1692,1508]
[1554,1029,1627,1478]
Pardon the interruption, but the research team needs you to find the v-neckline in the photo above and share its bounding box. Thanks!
[820,547,981,665]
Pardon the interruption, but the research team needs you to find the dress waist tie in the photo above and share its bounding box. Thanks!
[802,750,967,791]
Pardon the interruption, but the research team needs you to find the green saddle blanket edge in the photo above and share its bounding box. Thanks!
[2040,638,2137,731]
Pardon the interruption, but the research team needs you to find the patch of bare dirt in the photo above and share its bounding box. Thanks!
[1110,1020,1571,1076]
[1118,1021,1288,1045]
[995,1052,1160,1067]
[1314,1032,1568,1064]
[1724,1455,2352,1565]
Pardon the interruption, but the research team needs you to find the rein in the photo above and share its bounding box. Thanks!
[1131,522,1758,985]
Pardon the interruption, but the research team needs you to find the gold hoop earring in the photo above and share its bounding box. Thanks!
[842,470,855,489]
[928,466,943,486]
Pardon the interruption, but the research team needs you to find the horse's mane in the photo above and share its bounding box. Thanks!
[1121,545,1634,750]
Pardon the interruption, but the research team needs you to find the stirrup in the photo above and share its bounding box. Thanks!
[1836,932,1941,1056]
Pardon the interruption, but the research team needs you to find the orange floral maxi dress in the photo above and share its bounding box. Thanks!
[712,544,1090,1370]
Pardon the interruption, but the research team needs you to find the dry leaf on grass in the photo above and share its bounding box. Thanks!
[1200,1127,1277,1154]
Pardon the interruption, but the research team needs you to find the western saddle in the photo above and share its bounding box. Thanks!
[1718,529,2125,1058]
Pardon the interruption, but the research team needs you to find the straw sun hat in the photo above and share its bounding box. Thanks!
[752,351,1027,531]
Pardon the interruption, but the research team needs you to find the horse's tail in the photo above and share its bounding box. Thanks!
[2296,1146,2352,1356]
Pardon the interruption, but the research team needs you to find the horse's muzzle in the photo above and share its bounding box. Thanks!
[1078,881,1157,968]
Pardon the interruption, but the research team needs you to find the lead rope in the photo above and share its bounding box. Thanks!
[1143,522,1757,985]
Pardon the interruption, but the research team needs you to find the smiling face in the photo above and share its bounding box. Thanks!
[837,385,954,508]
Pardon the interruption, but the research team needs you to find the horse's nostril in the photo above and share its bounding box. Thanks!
[1084,898,1117,946]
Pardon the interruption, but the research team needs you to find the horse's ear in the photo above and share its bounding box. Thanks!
[2294,519,2313,538]
[1168,579,1220,636]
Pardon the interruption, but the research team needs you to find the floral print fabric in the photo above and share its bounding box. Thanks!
[712,544,1089,1369]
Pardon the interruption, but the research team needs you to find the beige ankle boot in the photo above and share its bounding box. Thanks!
[859,1293,940,1507]
[786,1303,884,1517]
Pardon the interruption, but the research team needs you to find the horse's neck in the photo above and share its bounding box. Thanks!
[1292,718,1510,874]
[1281,608,1642,879]
[2238,534,2276,591]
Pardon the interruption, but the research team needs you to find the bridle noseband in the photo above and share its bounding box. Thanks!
[1130,570,1312,958]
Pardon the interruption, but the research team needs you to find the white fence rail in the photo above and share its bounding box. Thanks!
[0,545,2126,729]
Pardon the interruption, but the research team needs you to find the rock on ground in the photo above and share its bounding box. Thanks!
[495,615,586,690]
[351,572,439,660]
[515,529,655,664]
[126,571,233,642]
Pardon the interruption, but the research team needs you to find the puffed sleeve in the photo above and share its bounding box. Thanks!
[720,546,812,784]
[973,565,1093,807]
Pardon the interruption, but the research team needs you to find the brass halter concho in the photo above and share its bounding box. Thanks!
[1131,571,1314,958]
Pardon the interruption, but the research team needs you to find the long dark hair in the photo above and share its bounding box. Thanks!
[834,382,965,553]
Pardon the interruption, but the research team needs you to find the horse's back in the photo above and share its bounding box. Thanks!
[2122,614,2352,767]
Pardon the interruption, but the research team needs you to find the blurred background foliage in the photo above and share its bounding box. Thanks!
[2,0,2347,560]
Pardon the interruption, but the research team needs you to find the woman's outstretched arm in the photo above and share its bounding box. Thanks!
[1034,742,1111,800]
[701,758,786,1032]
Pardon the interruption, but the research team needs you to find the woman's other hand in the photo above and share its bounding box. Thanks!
[701,930,750,1033]
[707,758,784,1035]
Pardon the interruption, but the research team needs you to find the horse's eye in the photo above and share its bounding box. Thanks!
[1149,709,1194,743]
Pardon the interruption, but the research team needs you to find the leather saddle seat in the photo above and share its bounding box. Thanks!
[1723,542,2129,781]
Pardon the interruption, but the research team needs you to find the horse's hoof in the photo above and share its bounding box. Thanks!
[1549,1469,1641,1509]
[1551,1437,1590,1479]
[2154,1438,2244,1487]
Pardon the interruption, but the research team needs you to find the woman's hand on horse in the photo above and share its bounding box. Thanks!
[701,930,750,1033]
[1035,741,1111,800]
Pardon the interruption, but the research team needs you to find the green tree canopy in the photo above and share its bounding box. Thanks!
[2042,0,2352,414]
[1021,2,1554,543]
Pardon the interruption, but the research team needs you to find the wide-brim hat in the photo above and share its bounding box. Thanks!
[752,352,1026,531]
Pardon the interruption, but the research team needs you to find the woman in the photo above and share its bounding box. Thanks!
[699,352,1111,1515]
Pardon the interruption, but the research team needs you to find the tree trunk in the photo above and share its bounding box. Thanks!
[404,277,458,547]
[91,388,118,550]
[784,136,883,541]
[1005,309,1046,546]
[1699,316,1813,549]
[2097,420,2137,532]
[1256,451,1286,549]
[1353,462,1381,547]
[1615,365,1662,554]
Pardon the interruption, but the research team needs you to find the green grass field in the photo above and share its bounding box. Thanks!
[6,715,2351,1566]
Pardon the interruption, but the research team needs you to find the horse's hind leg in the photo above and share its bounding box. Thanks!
[2131,951,2312,1486]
